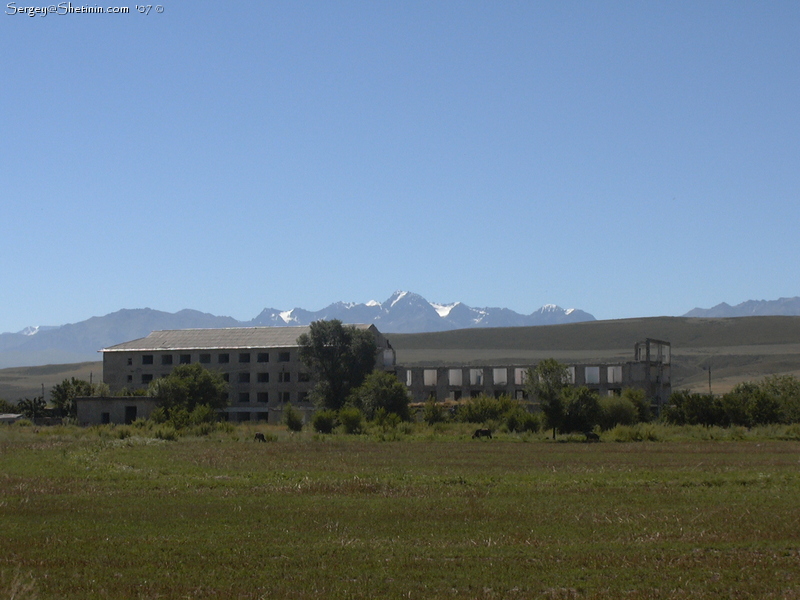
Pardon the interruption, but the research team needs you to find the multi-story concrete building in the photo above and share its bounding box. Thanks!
[91,326,670,425]
[99,325,395,424]
[398,338,672,411]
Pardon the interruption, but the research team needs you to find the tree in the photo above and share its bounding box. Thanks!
[0,398,17,413]
[526,359,570,439]
[18,396,46,421]
[760,375,800,422]
[147,364,228,422]
[663,390,720,427]
[297,320,376,410]
[51,378,94,418]
[348,371,410,420]
[562,386,601,433]
[621,388,650,422]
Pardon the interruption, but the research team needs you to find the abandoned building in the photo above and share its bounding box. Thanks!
[398,338,671,409]
[93,325,395,426]
[90,325,671,426]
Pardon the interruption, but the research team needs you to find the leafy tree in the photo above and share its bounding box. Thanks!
[526,359,570,439]
[348,371,410,420]
[562,386,601,433]
[0,398,17,413]
[147,364,228,422]
[663,391,720,427]
[747,387,782,426]
[298,320,376,410]
[621,388,650,422]
[760,375,800,422]
[50,377,96,418]
[18,396,46,421]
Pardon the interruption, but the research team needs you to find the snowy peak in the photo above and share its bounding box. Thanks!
[249,292,594,333]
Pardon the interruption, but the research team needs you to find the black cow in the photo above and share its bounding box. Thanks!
[584,431,600,442]
[472,428,492,439]
[254,432,267,443]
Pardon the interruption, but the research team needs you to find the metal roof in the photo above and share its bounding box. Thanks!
[103,325,375,352]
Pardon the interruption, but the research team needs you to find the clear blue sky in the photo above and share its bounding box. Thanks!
[2,1,798,333]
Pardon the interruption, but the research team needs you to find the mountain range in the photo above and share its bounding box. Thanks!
[3,293,799,370]
[0,292,593,368]
[683,297,800,318]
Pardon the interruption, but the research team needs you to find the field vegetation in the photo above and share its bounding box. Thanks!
[2,422,800,599]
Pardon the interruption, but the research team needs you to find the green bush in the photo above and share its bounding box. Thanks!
[457,394,517,423]
[375,408,402,432]
[339,407,364,434]
[312,409,337,434]
[422,398,445,425]
[504,406,539,433]
[598,396,638,430]
[283,404,303,432]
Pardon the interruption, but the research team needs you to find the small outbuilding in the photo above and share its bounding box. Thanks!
[75,396,160,426]
[0,413,25,425]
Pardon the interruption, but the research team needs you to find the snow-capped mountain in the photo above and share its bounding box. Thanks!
[0,293,594,368]
[249,291,594,333]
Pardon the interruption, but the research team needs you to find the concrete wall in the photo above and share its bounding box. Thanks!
[75,396,160,426]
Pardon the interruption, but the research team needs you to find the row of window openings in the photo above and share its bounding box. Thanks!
[233,391,308,403]
[429,387,622,402]
[134,351,291,366]
[136,371,309,385]
[413,366,624,387]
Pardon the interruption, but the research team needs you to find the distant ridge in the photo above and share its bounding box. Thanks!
[684,297,800,318]
[0,292,594,368]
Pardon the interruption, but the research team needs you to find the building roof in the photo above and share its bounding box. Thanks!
[102,325,376,352]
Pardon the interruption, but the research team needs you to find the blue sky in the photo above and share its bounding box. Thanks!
[2,1,798,333]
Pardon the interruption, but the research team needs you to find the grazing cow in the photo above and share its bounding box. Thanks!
[254,432,267,443]
[472,428,493,439]
[584,431,600,442]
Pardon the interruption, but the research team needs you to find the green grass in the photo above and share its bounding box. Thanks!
[2,425,800,599]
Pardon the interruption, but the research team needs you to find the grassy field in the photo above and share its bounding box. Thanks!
[2,424,800,599]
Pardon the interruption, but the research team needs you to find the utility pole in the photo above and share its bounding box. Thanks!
[703,364,712,396]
